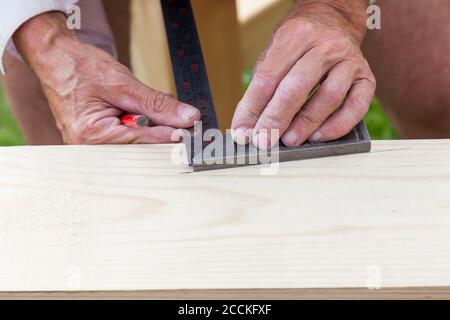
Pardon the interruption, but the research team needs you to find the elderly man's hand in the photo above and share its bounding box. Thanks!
[14,12,200,144]
[231,0,376,149]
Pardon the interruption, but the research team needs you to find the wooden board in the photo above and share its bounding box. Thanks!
[0,140,450,299]
[2,287,450,300]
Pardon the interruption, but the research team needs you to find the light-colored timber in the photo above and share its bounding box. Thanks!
[0,140,449,299]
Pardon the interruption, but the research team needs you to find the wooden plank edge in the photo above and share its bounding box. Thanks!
[1,287,450,300]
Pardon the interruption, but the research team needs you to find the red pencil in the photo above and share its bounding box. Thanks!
[120,114,150,128]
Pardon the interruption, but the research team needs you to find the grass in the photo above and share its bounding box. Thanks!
[0,74,398,146]
[365,99,399,139]
[0,85,25,146]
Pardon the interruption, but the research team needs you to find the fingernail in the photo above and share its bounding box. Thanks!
[231,127,249,145]
[253,130,270,150]
[282,130,299,146]
[309,131,322,143]
[178,104,198,121]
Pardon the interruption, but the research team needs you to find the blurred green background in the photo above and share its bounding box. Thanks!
[0,85,25,146]
[365,99,399,140]
[0,74,398,146]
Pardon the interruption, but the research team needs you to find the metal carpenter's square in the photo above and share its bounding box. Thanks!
[161,0,371,172]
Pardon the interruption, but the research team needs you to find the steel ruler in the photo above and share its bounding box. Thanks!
[160,0,371,171]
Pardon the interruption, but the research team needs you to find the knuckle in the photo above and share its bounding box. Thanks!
[323,31,347,45]
[252,73,278,93]
[298,20,315,33]
[262,112,291,129]
[359,56,372,69]
[146,90,170,113]
[323,82,346,102]
[318,44,334,57]
[276,18,314,39]
[318,36,352,59]
[299,108,323,126]
[238,103,260,121]
[282,76,309,95]
[289,19,315,37]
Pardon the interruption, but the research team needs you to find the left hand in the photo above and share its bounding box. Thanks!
[231,0,376,149]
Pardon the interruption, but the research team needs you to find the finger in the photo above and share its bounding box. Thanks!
[281,62,358,147]
[107,125,181,144]
[231,21,315,143]
[308,78,376,143]
[252,47,336,149]
[119,82,201,128]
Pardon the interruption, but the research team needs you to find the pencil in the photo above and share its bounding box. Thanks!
[120,114,150,128]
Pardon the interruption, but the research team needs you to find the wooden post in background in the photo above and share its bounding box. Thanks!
[237,0,293,68]
[190,0,243,130]
[131,0,176,96]
[131,0,243,131]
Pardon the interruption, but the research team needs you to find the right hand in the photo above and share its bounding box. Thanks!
[231,0,375,149]
[14,12,200,144]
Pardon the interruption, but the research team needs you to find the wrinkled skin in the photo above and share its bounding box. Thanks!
[15,0,375,148]
[14,13,200,144]
[231,0,376,149]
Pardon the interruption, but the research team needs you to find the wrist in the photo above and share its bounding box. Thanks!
[294,0,369,42]
[13,12,80,75]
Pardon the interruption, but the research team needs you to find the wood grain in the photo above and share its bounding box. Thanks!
[0,140,450,299]
[2,287,450,300]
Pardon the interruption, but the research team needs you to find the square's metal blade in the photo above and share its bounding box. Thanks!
[189,121,371,171]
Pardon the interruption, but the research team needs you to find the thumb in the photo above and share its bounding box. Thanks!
[126,83,201,128]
